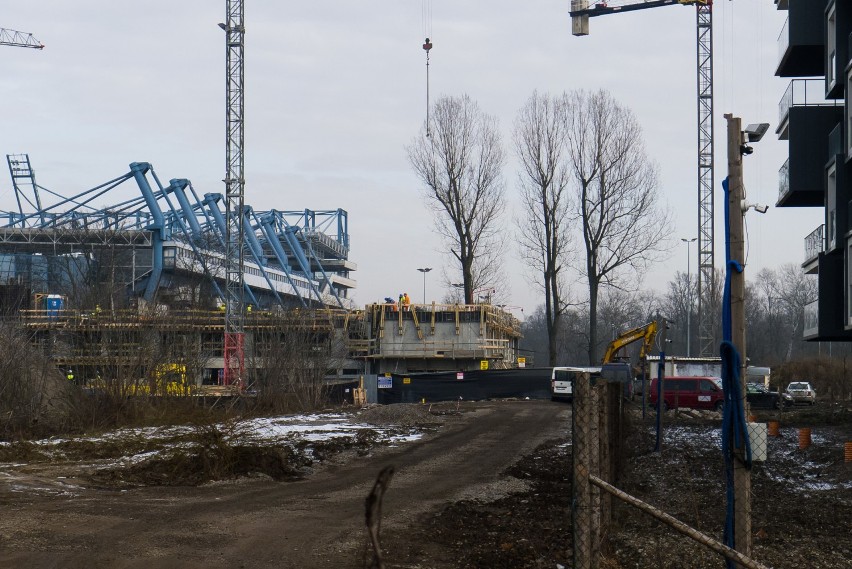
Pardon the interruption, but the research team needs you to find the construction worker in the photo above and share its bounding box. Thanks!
[403,293,411,311]
[66,369,75,384]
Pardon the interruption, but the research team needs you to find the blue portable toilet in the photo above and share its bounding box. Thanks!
[45,294,64,320]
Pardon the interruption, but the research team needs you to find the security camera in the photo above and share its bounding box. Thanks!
[740,144,754,156]
[744,123,770,143]
[742,201,769,214]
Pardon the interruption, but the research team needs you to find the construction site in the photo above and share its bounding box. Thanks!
[0,7,524,395]
[0,166,524,391]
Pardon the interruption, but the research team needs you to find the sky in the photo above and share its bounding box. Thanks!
[0,1,821,319]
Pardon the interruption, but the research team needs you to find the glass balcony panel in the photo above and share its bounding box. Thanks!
[779,79,840,126]
[804,299,819,338]
[778,16,790,62]
[778,158,790,201]
[804,224,825,264]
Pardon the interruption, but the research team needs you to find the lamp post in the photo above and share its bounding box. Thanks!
[681,237,697,357]
[417,268,432,304]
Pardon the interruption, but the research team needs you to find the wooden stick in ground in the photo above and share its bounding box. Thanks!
[365,465,395,569]
[588,474,771,569]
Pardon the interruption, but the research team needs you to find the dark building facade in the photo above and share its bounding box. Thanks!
[775,0,852,341]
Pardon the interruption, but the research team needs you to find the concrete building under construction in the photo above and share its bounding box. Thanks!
[0,155,524,388]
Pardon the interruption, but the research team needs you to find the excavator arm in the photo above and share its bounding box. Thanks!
[602,321,659,364]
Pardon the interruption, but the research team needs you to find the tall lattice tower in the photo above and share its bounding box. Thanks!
[695,2,715,357]
[220,0,246,386]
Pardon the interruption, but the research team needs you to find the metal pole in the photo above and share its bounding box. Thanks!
[681,237,696,357]
[417,267,432,304]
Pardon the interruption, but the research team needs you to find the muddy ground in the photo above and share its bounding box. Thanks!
[0,400,850,568]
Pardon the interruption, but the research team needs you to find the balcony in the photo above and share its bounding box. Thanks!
[804,224,825,270]
[776,80,842,207]
[776,0,828,78]
[802,252,852,341]
[778,80,839,133]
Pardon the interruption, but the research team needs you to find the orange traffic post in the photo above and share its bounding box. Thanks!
[798,428,812,450]
[767,421,780,437]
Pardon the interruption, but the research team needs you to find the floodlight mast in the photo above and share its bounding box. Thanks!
[220,0,246,389]
[570,0,716,356]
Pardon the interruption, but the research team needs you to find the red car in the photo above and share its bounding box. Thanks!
[649,376,725,411]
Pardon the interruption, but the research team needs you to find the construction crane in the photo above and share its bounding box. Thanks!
[0,28,43,49]
[570,0,715,357]
[219,0,246,389]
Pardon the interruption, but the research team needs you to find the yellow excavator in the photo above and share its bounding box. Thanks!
[601,321,663,399]
[602,321,660,365]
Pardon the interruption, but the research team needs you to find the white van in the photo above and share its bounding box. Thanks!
[551,366,602,402]
[746,366,771,389]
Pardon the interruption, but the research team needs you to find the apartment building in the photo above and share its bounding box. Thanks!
[776,0,852,340]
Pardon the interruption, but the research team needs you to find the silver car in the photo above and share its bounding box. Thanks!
[785,381,817,405]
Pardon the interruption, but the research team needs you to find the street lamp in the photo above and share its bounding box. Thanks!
[681,237,697,357]
[417,268,432,304]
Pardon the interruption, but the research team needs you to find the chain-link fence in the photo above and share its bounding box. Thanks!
[572,370,772,569]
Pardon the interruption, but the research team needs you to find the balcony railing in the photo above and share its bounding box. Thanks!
[803,299,819,338]
[778,16,790,63]
[804,224,825,264]
[779,79,840,126]
[778,158,790,201]
[829,123,842,156]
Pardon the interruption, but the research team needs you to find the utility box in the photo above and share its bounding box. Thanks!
[747,422,768,462]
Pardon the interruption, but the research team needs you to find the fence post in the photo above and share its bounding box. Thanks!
[573,370,592,569]
[589,377,601,568]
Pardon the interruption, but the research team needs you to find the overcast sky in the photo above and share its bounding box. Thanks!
[0,2,820,317]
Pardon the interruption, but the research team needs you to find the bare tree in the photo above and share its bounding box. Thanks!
[514,91,575,365]
[407,94,506,304]
[565,90,671,363]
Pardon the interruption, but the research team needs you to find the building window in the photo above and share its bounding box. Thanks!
[848,240,852,326]
[163,247,176,270]
[828,6,837,89]
[829,165,838,251]
[848,67,852,158]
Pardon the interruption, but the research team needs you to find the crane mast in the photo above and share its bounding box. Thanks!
[220,0,246,388]
[695,2,714,358]
[571,0,715,356]
[0,28,43,49]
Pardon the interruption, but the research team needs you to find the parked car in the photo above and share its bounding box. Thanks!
[746,383,791,410]
[550,367,575,402]
[785,381,817,405]
[649,376,725,411]
[550,366,602,402]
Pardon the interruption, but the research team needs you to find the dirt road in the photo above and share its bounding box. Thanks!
[0,400,571,569]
